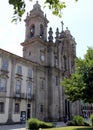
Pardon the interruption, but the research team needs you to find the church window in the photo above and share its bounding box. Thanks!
[40,24,44,37]
[40,50,45,62]
[16,80,21,97]
[27,82,32,99]
[0,78,7,92]
[0,102,4,113]
[30,25,35,38]
[14,103,20,113]
[17,66,22,75]
[56,76,58,86]
[1,59,8,71]
[41,80,44,89]
[40,105,43,112]
[63,56,67,70]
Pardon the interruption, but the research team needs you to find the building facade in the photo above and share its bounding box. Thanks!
[0,2,81,124]
[0,49,34,124]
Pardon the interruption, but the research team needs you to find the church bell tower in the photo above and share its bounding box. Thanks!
[21,1,49,63]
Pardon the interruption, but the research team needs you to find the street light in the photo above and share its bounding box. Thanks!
[26,84,28,130]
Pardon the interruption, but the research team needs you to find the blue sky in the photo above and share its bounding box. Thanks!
[0,0,93,58]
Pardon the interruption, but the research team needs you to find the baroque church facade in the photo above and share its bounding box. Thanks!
[0,2,81,124]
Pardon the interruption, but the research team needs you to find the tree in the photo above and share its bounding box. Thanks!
[62,47,93,103]
[8,0,78,22]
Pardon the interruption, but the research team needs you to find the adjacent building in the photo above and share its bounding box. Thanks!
[0,1,81,124]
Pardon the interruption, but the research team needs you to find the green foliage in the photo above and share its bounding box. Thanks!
[90,114,93,126]
[72,115,85,126]
[9,0,26,22]
[62,73,86,102]
[62,47,93,103]
[67,115,90,126]
[39,121,55,128]
[8,0,78,22]
[27,118,54,129]
[27,118,39,129]
[44,0,66,17]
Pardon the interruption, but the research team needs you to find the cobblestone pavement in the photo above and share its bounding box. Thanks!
[0,123,26,130]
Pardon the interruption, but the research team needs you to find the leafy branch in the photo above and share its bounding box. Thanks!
[8,0,78,22]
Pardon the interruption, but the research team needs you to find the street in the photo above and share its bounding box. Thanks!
[0,123,26,130]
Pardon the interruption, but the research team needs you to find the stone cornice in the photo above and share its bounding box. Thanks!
[21,37,48,46]
[0,48,36,66]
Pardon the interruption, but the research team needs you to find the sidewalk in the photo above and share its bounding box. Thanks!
[55,122,66,127]
[0,124,25,130]
[0,121,66,130]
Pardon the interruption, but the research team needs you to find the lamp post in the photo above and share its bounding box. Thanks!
[26,85,28,130]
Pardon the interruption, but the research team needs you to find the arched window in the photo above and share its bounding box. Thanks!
[40,24,44,37]
[30,25,35,38]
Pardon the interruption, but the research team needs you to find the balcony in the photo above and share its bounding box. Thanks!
[21,93,25,99]
[13,92,21,99]
[27,93,32,100]
[0,91,6,98]
[0,67,9,73]
[13,92,34,100]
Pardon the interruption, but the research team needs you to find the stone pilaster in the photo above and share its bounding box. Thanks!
[7,59,15,123]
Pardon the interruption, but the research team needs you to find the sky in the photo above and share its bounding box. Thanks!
[0,0,93,58]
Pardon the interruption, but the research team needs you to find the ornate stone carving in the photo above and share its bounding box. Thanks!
[48,27,53,42]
